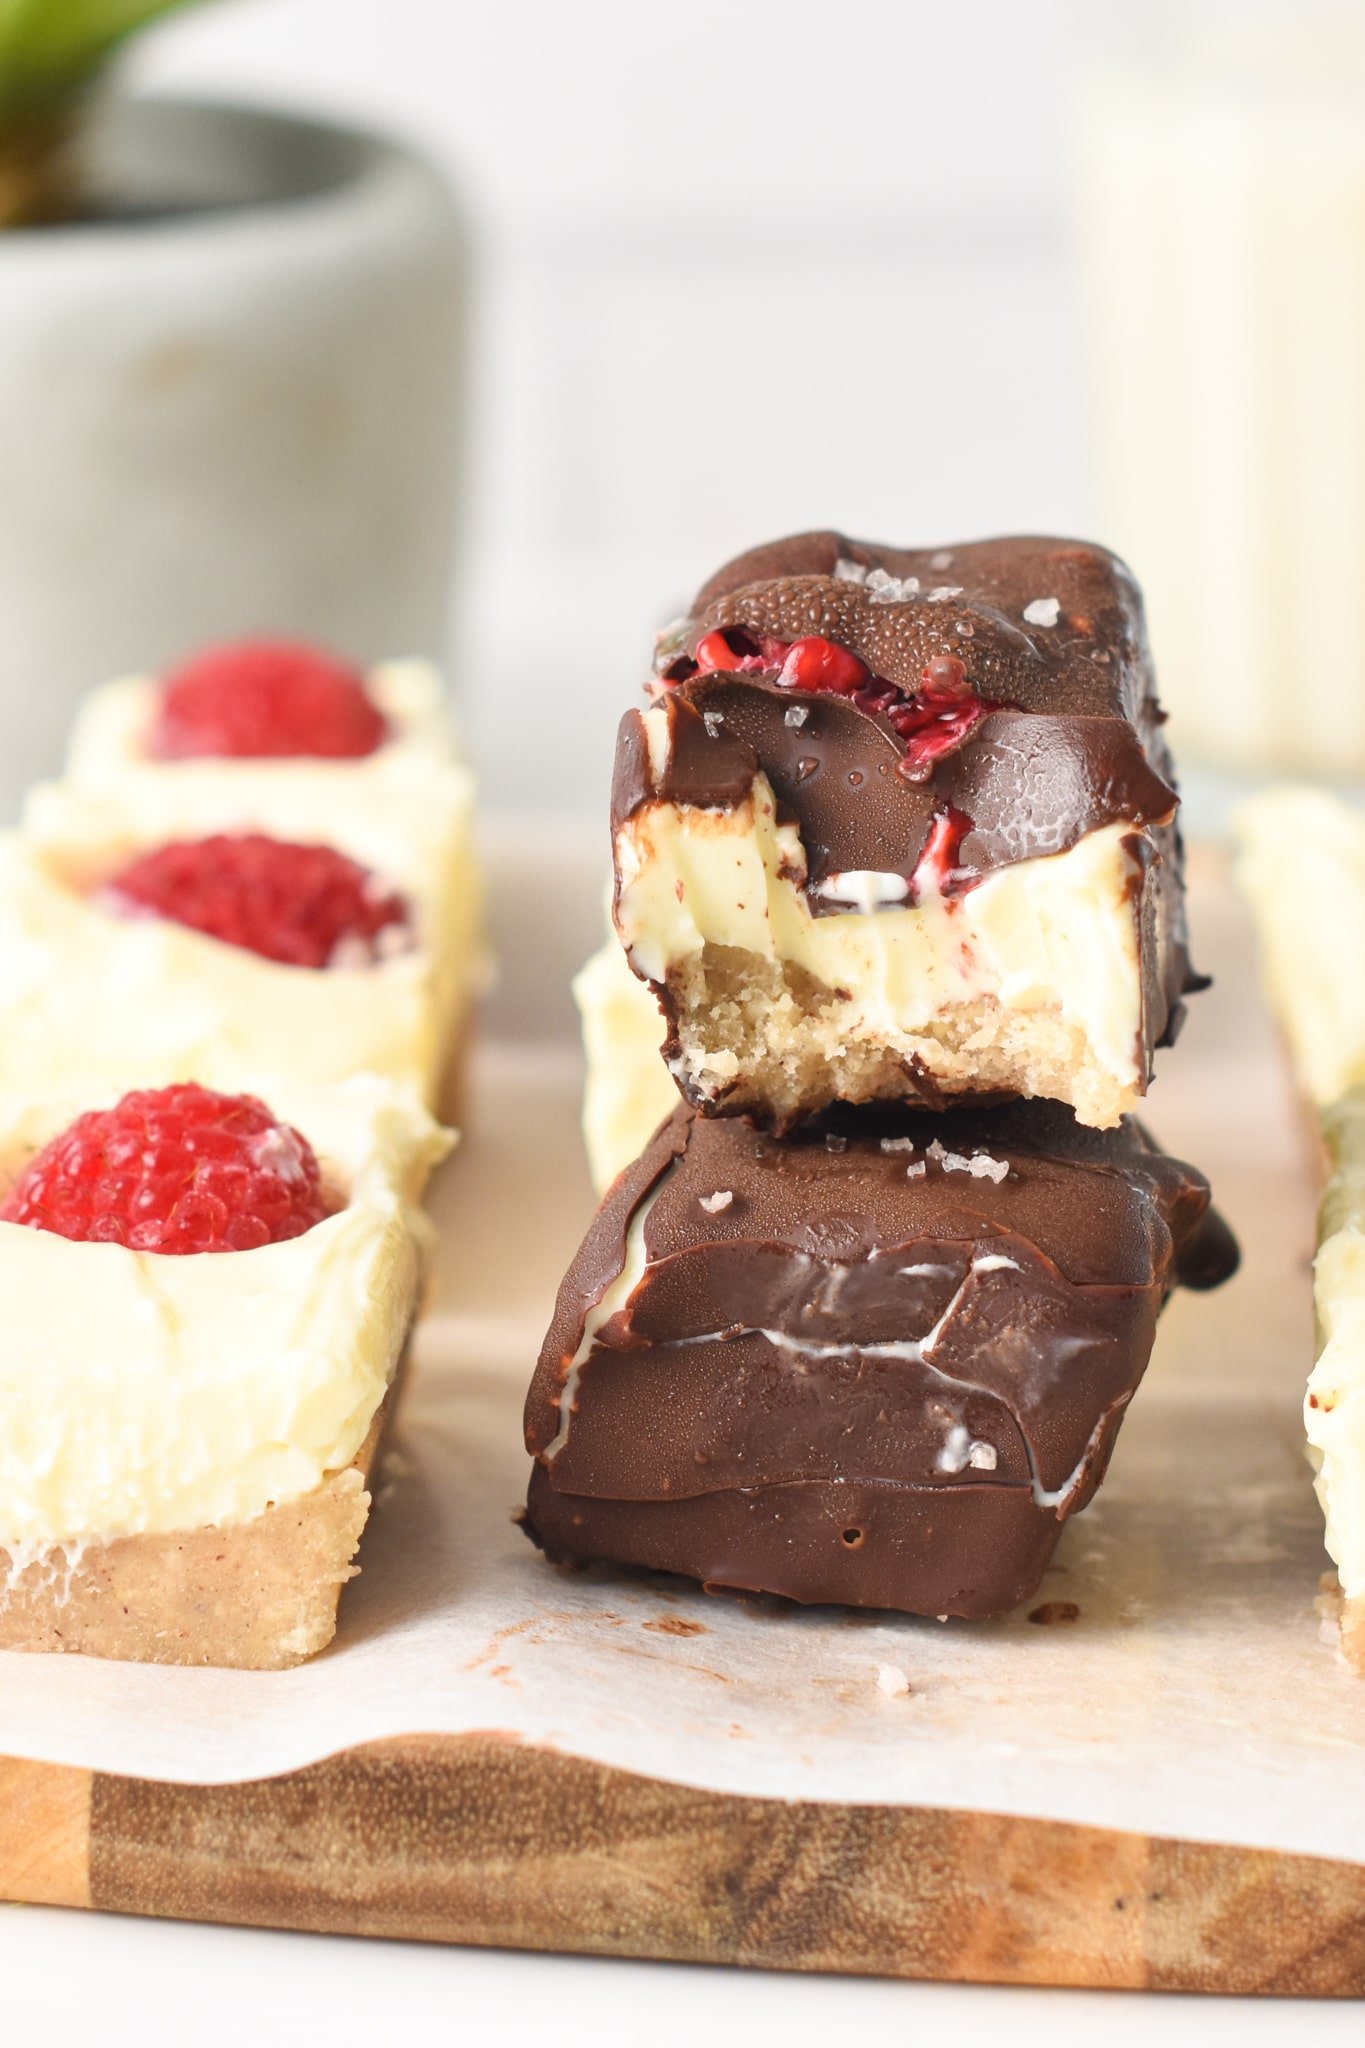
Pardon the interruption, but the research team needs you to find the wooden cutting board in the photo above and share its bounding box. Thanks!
[1,1734,1363,1992]
[1,853,1362,1993]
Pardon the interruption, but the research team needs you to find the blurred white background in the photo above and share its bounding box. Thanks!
[131,0,1093,823]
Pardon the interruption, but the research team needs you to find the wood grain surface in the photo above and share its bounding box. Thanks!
[0,1734,1361,1993]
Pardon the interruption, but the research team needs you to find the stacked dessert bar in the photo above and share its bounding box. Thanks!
[529,533,1237,1617]
[0,640,479,1668]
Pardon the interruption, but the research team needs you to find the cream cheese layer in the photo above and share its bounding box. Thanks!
[0,830,470,1105]
[573,933,676,1193]
[614,772,1148,1120]
[0,1077,452,1547]
[1236,786,1365,1107]
[17,663,483,1103]
[64,660,462,787]
[1311,1087,1365,1604]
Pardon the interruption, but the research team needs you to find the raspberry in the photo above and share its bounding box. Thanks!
[104,833,411,970]
[911,807,974,901]
[677,628,997,775]
[893,657,989,781]
[150,640,388,760]
[0,1083,329,1254]
[691,628,869,697]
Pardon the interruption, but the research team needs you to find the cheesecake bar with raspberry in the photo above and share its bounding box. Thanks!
[0,1076,449,1668]
[525,1099,1235,1617]
[10,640,482,1111]
[1236,787,1365,1672]
[613,532,1198,1131]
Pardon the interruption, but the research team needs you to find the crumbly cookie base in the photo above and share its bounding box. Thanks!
[1318,1572,1365,1676]
[0,1392,394,1672]
[667,945,1128,1130]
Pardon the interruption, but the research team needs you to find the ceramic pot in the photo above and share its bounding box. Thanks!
[0,94,466,816]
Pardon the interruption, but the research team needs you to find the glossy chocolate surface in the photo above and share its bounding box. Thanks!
[523,1102,1236,1618]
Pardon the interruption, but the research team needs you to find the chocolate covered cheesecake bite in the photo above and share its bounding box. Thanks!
[525,1100,1236,1618]
[613,532,1198,1132]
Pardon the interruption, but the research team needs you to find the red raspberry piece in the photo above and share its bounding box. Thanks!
[893,656,989,782]
[150,640,388,760]
[911,807,974,901]
[691,629,869,696]
[104,833,412,970]
[0,1083,329,1254]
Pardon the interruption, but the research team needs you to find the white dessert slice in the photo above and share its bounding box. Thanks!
[1235,785,1365,1107]
[0,1075,451,1669]
[1235,787,1365,1671]
[64,657,460,786]
[573,928,677,1193]
[1311,1089,1365,1674]
[37,657,485,1108]
[616,763,1156,1131]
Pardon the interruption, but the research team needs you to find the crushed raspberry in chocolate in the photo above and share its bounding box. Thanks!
[150,640,388,760]
[0,1083,330,1254]
[912,807,974,901]
[674,632,996,775]
[103,833,412,970]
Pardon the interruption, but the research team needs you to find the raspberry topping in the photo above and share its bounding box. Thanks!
[673,632,996,775]
[103,833,412,970]
[692,628,870,696]
[150,640,388,760]
[912,807,974,901]
[0,1083,330,1254]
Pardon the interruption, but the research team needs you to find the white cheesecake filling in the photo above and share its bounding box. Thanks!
[1235,785,1365,1107]
[0,829,469,1105]
[573,929,677,1193]
[16,663,483,1105]
[64,659,461,787]
[1310,1087,1365,1605]
[614,770,1147,1118]
[0,1076,451,1548]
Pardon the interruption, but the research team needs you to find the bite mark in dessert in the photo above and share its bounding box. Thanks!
[524,1101,1236,1617]
[151,639,389,760]
[615,531,1198,1131]
[104,833,412,970]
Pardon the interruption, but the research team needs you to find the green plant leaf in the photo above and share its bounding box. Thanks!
[0,0,203,116]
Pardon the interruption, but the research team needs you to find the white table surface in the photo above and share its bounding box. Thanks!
[2,1901,1359,2042]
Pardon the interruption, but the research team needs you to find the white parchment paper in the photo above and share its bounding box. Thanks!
[0,879,1361,1864]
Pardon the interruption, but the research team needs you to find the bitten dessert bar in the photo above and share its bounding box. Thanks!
[525,1100,1236,1617]
[613,532,1198,1131]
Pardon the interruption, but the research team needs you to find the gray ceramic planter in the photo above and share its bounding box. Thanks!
[0,95,466,816]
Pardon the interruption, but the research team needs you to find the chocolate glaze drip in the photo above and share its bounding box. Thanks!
[613,531,1201,1059]
[524,1102,1237,1618]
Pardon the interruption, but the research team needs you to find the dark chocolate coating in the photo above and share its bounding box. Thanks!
[523,1102,1236,1619]
[612,532,1201,1106]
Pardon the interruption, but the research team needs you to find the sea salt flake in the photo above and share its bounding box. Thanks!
[699,1190,733,1214]
[833,558,867,584]
[930,550,953,570]
[880,1136,915,1153]
[876,1662,911,1698]
[824,1133,848,1153]
[702,709,724,738]
[784,704,809,728]
[927,584,963,602]
[968,1442,998,1470]
[1023,596,1061,628]
[906,1160,926,1179]
[926,1138,1007,1183]
[865,567,920,603]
